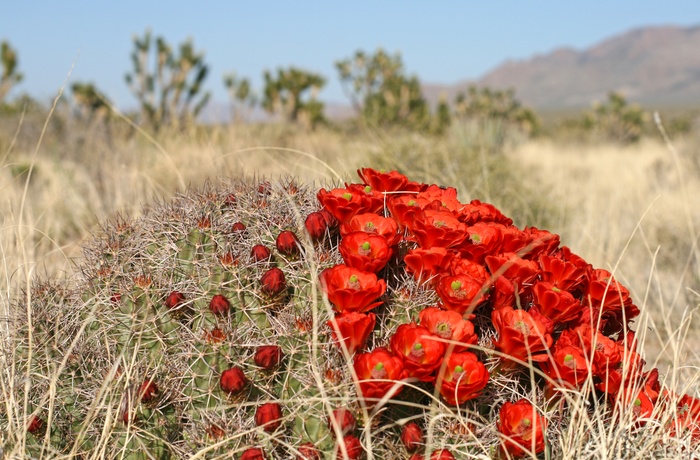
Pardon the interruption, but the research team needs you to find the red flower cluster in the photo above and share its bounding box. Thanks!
[257,166,696,456]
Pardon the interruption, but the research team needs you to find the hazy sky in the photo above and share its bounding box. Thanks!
[2,2,699,109]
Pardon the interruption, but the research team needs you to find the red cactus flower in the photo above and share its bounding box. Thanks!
[485,252,540,289]
[340,213,401,247]
[407,209,467,249]
[435,352,489,405]
[498,225,532,255]
[532,281,582,325]
[336,434,363,459]
[260,267,286,297]
[339,231,393,273]
[522,226,560,258]
[165,291,185,310]
[319,264,386,313]
[276,230,302,256]
[209,294,231,315]
[231,221,247,233]
[138,379,158,403]
[458,221,504,264]
[498,399,547,457]
[435,274,489,316]
[585,268,639,333]
[387,194,430,230]
[668,393,700,442]
[418,307,477,351]
[255,402,283,432]
[416,184,463,213]
[353,347,407,403]
[305,211,329,241]
[538,253,589,294]
[240,447,266,460]
[328,408,356,436]
[492,306,553,367]
[400,422,424,452]
[251,244,272,263]
[317,185,384,223]
[296,443,321,460]
[357,167,410,192]
[404,247,456,285]
[458,199,513,226]
[539,342,593,390]
[220,366,248,395]
[564,325,623,380]
[390,323,445,382]
[328,311,376,355]
[491,276,516,310]
[254,345,283,370]
[448,257,490,279]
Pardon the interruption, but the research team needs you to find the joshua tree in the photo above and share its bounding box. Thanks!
[336,49,430,130]
[125,30,210,132]
[262,67,326,128]
[223,72,256,123]
[0,40,23,103]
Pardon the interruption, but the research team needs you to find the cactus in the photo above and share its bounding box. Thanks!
[2,170,699,459]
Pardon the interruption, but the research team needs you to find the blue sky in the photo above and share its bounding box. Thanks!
[2,2,699,109]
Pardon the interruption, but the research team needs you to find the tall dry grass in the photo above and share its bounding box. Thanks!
[1,111,699,457]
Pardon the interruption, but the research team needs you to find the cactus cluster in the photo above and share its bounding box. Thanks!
[2,169,699,459]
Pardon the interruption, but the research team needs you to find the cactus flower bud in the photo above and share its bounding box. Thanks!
[165,291,185,309]
[255,402,283,432]
[26,415,45,435]
[305,212,328,242]
[220,366,248,395]
[260,267,286,297]
[401,422,424,452]
[276,230,302,256]
[138,379,158,403]
[297,442,321,460]
[224,193,237,207]
[232,221,246,232]
[254,345,283,370]
[240,447,266,460]
[336,434,363,459]
[251,244,272,262]
[328,408,356,436]
[209,294,230,315]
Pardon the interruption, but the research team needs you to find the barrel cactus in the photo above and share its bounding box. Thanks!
[2,168,699,459]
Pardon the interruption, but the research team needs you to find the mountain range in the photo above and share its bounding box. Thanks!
[423,24,700,111]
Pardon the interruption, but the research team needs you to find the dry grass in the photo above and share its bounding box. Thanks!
[1,112,699,458]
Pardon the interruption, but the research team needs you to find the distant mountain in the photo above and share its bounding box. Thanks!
[424,24,700,110]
